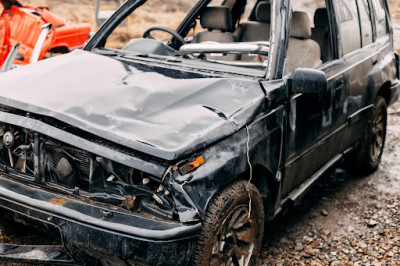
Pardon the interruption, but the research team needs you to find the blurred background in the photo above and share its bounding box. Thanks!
[9,0,399,52]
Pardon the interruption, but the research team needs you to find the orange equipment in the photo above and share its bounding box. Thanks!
[0,0,91,67]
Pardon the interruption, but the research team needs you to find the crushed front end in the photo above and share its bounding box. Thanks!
[0,109,201,265]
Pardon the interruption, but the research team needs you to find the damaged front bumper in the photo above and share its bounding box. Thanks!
[0,174,201,265]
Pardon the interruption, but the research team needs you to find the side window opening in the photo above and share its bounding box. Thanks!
[191,0,272,64]
[356,0,373,46]
[337,3,353,22]
[336,0,361,55]
[371,0,388,38]
[286,0,332,74]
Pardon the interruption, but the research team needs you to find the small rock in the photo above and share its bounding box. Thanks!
[304,247,320,256]
[321,209,329,216]
[295,243,304,251]
[279,237,291,244]
[303,236,314,243]
[367,219,378,228]
[322,229,331,236]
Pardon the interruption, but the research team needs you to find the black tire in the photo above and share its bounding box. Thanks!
[191,180,264,266]
[348,96,387,174]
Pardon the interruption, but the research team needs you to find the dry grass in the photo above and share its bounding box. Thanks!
[18,0,192,49]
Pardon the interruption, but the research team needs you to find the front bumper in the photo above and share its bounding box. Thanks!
[0,174,201,265]
[388,79,400,106]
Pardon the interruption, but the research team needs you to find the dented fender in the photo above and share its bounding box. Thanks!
[168,106,285,223]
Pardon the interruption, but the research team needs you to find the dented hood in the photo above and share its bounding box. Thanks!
[0,50,265,160]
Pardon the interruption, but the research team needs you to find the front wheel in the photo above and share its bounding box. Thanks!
[191,180,264,266]
[348,96,387,174]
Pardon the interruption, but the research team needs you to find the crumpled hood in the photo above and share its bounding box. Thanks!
[0,50,265,160]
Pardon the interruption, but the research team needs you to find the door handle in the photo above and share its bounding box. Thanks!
[334,79,345,107]
[335,80,345,91]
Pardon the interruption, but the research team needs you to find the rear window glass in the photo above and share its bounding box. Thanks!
[371,0,388,38]
[337,1,353,22]
[357,0,373,46]
[337,0,361,54]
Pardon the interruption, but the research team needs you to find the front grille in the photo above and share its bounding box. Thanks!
[44,142,90,188]
[62,146,91,179]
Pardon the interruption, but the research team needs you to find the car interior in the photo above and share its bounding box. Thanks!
[186,0,332,72]
[114,0,333,73]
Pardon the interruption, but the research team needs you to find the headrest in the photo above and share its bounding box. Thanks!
[256,2,271,23]
[200,7,233,32]
[290,11,311,39]
[223,0,247,26]
[314,8,329,29]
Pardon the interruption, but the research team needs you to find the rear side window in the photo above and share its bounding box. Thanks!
[371,0,388,38]
[357,0,373,46]
[337,0,361,54]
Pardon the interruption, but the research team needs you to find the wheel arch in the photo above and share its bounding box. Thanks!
[235,164,280,221]
[376,81,392,105]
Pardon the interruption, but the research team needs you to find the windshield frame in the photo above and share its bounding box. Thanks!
[85,0,279,79]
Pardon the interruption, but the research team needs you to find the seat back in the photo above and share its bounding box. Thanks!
[193,6,237,43]
[238,2,271,42]
[222,0,247,27]
[287,11,322,74]
[311,8,331,62]
[236,2,271,62]
[192,6,238,60]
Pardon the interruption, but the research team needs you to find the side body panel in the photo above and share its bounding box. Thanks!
[339,0,397,149]
[280,0,349,197]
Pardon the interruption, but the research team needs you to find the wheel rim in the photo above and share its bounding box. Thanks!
[210,205,256,266]
[370,109,385,162]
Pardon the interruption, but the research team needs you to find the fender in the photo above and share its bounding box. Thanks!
[167,106,285,223]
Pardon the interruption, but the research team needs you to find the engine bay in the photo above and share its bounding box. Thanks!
[0,122,178,221]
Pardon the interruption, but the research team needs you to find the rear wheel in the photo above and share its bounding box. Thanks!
[348,96,387,174]
[191,180,264,266]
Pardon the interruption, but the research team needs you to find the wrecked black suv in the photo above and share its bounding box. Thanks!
[0,0,398,265]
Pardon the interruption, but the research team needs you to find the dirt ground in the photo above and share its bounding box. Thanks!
[0,0,400,265]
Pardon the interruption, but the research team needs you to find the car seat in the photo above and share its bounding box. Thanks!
[311,8,331,63]
[286,11,322,74]
[192,6,239,60]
